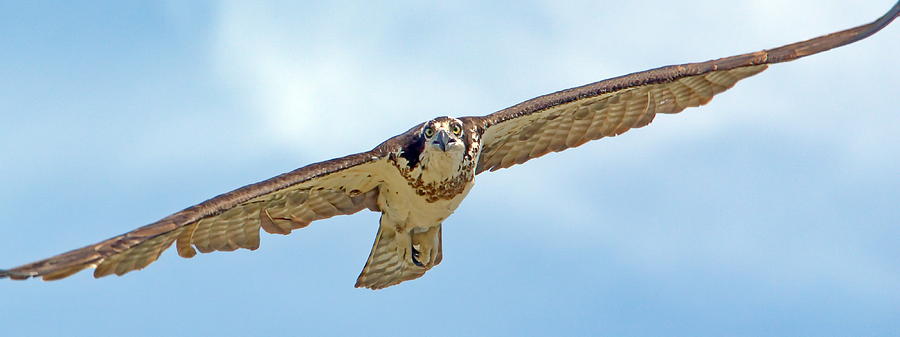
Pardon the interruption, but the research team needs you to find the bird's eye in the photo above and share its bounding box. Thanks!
[424,127,434,138]
[451,124,462,136]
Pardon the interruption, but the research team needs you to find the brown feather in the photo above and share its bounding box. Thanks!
[355,217,442,290]
[0,129,422,281]
[469,4,899,173]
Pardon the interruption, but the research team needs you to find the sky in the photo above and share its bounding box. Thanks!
[0,1,897,336]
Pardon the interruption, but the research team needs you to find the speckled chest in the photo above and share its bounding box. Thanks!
[388,124,482,203]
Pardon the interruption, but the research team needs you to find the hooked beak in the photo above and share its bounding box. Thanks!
[432,130,451,152]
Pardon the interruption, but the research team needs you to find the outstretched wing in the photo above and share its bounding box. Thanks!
[470,3,899,173]
[0,144,403,281]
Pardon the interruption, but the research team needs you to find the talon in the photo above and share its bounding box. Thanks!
[411,244,424,267]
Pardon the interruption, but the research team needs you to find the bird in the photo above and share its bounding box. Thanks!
[2,3,897,290]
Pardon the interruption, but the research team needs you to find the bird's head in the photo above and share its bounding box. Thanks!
[420,117,466,154]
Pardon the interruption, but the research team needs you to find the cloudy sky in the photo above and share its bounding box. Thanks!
[1,1,897,336]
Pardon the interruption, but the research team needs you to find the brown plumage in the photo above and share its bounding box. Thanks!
[2,2,897,289]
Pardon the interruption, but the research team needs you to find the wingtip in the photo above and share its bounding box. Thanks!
[856,0,899,41]
[0,268,37,280]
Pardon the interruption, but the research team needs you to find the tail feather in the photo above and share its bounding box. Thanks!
[355,217,442,289]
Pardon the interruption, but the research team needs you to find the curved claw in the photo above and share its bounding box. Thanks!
[410,244,425,267]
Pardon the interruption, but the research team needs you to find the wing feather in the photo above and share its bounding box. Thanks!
[470,5,899,173]
[0,133,412,281]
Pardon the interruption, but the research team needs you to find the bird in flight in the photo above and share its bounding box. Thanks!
[3,3,897,289]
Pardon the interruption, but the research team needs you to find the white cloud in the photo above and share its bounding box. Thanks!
[210,2,503,157]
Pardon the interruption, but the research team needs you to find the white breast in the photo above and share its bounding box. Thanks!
[374,153,474,230]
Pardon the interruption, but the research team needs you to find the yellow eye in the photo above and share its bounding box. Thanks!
[451,124,462,136]
[424,127,434,138]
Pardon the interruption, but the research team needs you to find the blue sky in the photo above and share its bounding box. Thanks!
[1,1,897,336]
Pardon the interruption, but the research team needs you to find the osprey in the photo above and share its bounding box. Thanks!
[2,4,897,289]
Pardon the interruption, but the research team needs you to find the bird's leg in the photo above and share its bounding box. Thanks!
[410,226,439,267]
